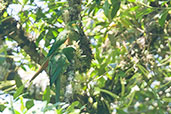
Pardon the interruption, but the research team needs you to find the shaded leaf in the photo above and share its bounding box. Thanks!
[117,108,127,114]
[14,75,23,88]
[95,87,119,99]
[36,31,45,46]
[111,0,121,19]
[0,104,6,112]
[103,0,111,20]
[42,86,51,103]
[13,85,24,99]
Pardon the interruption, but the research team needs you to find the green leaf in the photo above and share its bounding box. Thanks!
[3,12,8,17]
[136,64,149,81]
[136,8,154,20]
[14,110,21,114]
[13,85,24,99]
[66,101,79,113]
[95,87,119,99]
[52,30,58,37]
[30,0,34,4]
[36,8,45,21]
[88,3,96,15]
[0,104,6,112]
[120,18,132,28]
[159,10,168,27]
[23,0,28,5]
[56,108,63,114]
[117,108,127,114]
[129,6,140,12]
[36,31,45,46]
[26,100,34,110]
[21,65,27,71]
[97,77,106,87]
[111,0,121,19]
[118,71,125,77]
[42,86,51,103]
[19,96,25,112]
[98,62,108,75]
[162,97,171,102]
[92,7,99,16]
[14,75,23,88]
[127,0,135,2]
[103,0,111,20]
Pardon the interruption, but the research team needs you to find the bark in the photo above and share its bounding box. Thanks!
[0,0,92,68]
[0,0,93,102]
[0,0,44,81]
[0,17,45,64]
[68,0,93,72]
[0,0,44,64]
[63,0,93,102]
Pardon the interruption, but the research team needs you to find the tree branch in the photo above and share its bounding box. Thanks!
[68,0,93,72]
[0,17,45,64]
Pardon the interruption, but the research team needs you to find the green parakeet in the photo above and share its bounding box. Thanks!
[30,28,79,103]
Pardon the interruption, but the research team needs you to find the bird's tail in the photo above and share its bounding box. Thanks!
[29,59,49,82]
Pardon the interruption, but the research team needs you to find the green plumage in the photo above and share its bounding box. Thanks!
[29,27,79,104]
[48,53,68,86]
[47,29,69,57]
[48,47,75,102]
[31,28,79,103]
[62,47,76,62]
[48,53,68,102]
[46,28,78,103]
[47,28,79,57]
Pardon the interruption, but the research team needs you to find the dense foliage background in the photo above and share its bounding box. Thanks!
[0,0,171,114]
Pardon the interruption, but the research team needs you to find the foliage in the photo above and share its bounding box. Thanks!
[0,88,82,114]
[0,0,171,114]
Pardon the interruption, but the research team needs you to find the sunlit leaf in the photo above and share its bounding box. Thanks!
[3,12,8,17]
[23,0,28,5]
[66,101,79,113]
[14,110,21,114]
[19,96,25,112]
[162,97,171,102]
[13,85,24,99]
[127,0,136,2]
